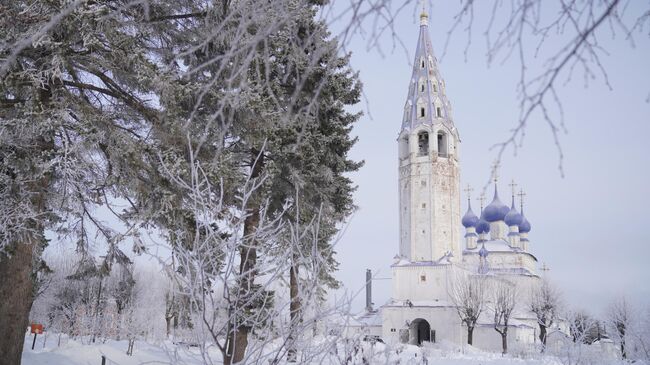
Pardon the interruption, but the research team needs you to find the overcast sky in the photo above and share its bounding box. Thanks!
[330,1,650,316]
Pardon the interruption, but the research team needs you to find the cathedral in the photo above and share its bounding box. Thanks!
[367,8,568,351]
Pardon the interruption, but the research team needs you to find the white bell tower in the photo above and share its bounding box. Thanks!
[397,9,461,262]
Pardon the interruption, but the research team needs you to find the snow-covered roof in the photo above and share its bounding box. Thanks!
[392,252,454,267]
[350,310,383,328]
[476,315,535,329]
[488,267,537,276]
[463,239,538,261]
[383,299,454,308]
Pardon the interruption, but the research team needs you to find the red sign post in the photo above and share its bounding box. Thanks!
[30,324,43,350]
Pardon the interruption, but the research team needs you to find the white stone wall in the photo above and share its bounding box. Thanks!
[398,124,461,262]
[471,325,537,352]
[391,264,453,301]
[462,251,538,276]
[382,306,463,346]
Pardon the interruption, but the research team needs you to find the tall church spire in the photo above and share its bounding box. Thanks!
[401,6,455,134]
[397,17,461,263]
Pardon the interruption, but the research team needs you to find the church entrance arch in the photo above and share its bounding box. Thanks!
[409,318,433,345]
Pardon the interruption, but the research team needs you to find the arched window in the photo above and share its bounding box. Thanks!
[417,98,426,119]
[420,58,425,68]
[432,83,438,92]
[436,107,442,117]
[418,77,426,93]
[418,131,429,156]
[437,132,448,157]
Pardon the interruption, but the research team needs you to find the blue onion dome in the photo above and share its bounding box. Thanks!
[479,243,489,257]
[483,186,510,222]
[504,198,523,227]
[476,212,491,234]
[462,202,480,228]
[519,211,531,233]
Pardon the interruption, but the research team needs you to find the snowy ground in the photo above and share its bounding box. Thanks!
[20,332,630,365]
[22,333,211,365]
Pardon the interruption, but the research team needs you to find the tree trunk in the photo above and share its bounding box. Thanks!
[127,338,135,356]
[287,260,300,362]
[92,278,103,343]
[0,82,51,363]
[224,326,250,365]
[539,324,547,352]
[224,148,264,365]
[467,325,474,345]
[165,316,172,338]
[621,340,626,359]
[501,332,508,354]
[0,241,35,365]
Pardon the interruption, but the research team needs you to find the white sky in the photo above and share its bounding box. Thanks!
[41,1,650,321]
[331,1,650,317]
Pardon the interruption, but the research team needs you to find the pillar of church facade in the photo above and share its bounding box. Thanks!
[465,227,477,249]
[489,221,507,241]
[507,225,520,248]
[520,233,529,251]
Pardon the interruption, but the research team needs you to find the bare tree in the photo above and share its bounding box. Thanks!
[551,309,603,365]
[530,279,561,352]
[606,297,634,359]
[2,0,364,362]
[443,0,650,175]
[492,279,517,354]
[630,304,650,362]
[568,310,598,344]
[448,271,487,345]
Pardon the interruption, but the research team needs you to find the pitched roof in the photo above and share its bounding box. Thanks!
[401,11,456,135]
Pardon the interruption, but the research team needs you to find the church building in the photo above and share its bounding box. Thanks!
[375,8,567,351]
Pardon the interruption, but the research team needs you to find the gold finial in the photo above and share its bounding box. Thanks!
[419,0,429,25]
[517,188,527,212]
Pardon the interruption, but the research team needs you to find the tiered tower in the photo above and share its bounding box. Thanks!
[397,9,461,262]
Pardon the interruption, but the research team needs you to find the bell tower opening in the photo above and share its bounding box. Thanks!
[417,131,429,156]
